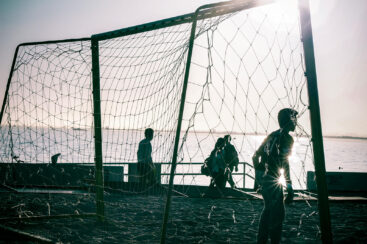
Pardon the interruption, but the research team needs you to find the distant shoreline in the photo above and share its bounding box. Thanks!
[323,135,367,141]
[2,125,367,140]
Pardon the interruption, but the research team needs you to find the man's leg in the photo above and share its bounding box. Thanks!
[148,162,156,185]
[229,173,235,188]
[257,175,275,244]
[257,207,270,244]
[137,162,143,184]
[269,188,285,244]
[217,171,226,189]
[257,190,271,244]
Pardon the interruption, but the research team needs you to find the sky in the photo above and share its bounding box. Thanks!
[0,0,366,137]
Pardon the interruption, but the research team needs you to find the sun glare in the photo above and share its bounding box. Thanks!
[278,168,287,187]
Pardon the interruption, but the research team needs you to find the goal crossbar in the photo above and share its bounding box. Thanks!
[92,0,275,41]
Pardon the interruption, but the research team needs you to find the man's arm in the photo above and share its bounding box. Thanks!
[252,135,270,170]
[280,135,294,185]
[281,135,294,203]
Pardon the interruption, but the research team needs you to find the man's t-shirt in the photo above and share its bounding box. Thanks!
[254,129,293,184]
[137,138,152,164]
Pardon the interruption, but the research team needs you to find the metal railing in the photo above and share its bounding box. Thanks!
[97,161,255,188]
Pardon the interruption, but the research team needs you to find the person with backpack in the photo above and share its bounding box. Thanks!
[205,137,226,189]
[252,108,298,244]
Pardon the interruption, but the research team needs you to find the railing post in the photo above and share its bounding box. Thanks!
[243,162,246,189]
[91,37,105,221]
[298,0,332,242]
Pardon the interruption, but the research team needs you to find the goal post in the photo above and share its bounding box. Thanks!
[91,38,105,220]
[298,0,332,242]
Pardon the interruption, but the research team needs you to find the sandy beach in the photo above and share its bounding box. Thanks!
[1,191,367,243]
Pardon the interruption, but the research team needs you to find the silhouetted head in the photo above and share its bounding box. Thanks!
[278,108,298,132]
[215,137,225,150]
[145,128,154,141]
[224,134,231,143]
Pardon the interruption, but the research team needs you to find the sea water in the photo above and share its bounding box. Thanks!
[1,127,366,189]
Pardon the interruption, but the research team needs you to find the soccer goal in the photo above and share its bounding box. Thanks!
[0,0,331,242]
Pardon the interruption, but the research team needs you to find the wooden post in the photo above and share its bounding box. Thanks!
[91,38,105,221]
[298,0,332,242]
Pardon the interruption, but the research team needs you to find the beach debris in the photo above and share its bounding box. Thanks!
[232,210,237,224]
[298,213,306,230]
[208,205,216,223]
[11,203,33,218]
[46,202,50,216]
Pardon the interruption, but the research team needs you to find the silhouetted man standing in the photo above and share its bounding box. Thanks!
[253,108,297,244]
[137,128,156,186]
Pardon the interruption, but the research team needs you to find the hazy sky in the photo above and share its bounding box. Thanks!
[0,0,366,137]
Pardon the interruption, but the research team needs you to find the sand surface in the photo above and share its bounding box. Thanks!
[1,192,367,243]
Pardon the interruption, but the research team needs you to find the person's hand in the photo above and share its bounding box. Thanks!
[285,183,294,204]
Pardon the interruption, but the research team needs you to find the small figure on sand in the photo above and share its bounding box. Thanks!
[252,108,297,244]
[206,137,226,189]
[223,135,239,188]
[137,128,157,186]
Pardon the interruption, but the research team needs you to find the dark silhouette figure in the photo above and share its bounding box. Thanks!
[253,108,297,244]
[208,137,226,189]
[51,153,61,164]
[223,135,239,188]
[137,128,156,186]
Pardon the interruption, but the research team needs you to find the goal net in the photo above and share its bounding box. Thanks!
[0,0,321,242]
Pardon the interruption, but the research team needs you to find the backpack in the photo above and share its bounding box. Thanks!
[201,156,212,176]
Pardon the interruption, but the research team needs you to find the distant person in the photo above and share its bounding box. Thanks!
[137,128,156,186]
[253,108,297,244]
[207,137,226,189]
[51,153,61,164]
[223,135,239,188]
